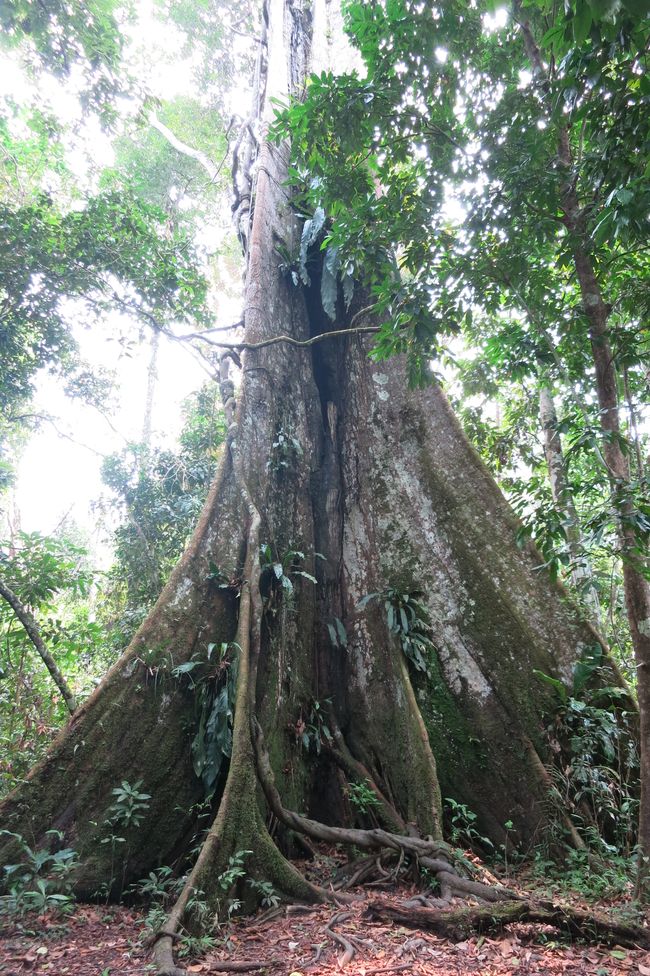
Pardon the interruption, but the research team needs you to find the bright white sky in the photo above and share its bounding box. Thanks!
[12,326,206,551]
[2,6,237,556]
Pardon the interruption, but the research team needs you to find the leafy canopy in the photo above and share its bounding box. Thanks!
[273,0,649,385]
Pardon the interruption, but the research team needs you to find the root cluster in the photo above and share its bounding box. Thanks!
[151,713,650,975]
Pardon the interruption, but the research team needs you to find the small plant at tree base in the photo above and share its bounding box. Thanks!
[133,867,187,943]
[183,797,215,860]
[247,878,280,908]
[501,819,515,877]
[213,851,279,918]
[444,798,494,854]
[128,865,184,903]
[185,885,211,928]
[142,903,168,937]
[357,588,435,673]
[177,932,218,959]
[0,829,78,915]
[209,850,251,922]
[137,874,214,948]
[347,779,382,816]
[94,779,152,900]
[531,847,635,903]
[535,644,639,856]
[107,779,152,829]
[218,850,252,891]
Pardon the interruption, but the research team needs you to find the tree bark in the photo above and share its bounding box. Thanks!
[365,896,650,949]
[141,326,159,450]
[538,385,602,627]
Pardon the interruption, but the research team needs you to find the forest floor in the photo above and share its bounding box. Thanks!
[1,853,649,976]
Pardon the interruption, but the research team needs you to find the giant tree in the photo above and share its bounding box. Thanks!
[0,0,638,971]
[277,0,648,885]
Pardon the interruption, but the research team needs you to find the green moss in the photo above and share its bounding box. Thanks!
[415,657,489,810]
[0,654,206,898]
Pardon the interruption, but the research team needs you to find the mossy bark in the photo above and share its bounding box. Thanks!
[0,0,632,917]
[365,896,650,948]
[0,461,245,895]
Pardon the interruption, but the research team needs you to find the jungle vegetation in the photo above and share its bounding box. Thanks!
[0,0,648,972]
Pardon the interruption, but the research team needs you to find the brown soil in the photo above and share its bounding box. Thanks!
[1,893,649,976]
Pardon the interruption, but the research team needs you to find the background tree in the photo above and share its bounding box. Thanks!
[99,383,226,652]
[0,529,103,795]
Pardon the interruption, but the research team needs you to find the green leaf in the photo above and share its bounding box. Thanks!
[299,206,326,284]
[335,617,348,648]
[572,1,593,44]
[533,669,568,704]
[356,592,379,609]
[615,187,634,205]
[321,245,340,320]
[620,0,650,15]
[171,660,200,677]
[294,570,317,583]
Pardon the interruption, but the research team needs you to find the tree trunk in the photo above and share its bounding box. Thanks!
[515,0,650,899]
[141,326,160,451]
[538,385,602,627]
[0,0,631,927]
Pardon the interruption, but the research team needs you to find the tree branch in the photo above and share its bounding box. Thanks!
[0,577,77,714]
[186,323,380,353]
[149,114,228,185]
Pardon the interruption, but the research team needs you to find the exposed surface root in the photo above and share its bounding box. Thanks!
[254,720,451,861]
[325,724,407,834]
[253,718,516,905]
[364,896,650,948]
[324,910,357,966]
[366,966,414,975]
[4,894,649,975]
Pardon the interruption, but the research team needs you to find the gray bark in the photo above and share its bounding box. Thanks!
[539,386,602,627]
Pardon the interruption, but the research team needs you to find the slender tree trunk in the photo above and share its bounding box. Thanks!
[141,326,160,451]
[623,364,645,481]
[515,2,650,897]
[538,385,602,627]
[0,576,77,714]
[557,131,650,900]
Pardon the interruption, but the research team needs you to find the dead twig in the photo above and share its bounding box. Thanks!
[324,911,356,967]
[210,963,282,973]
[366,966,414,975]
